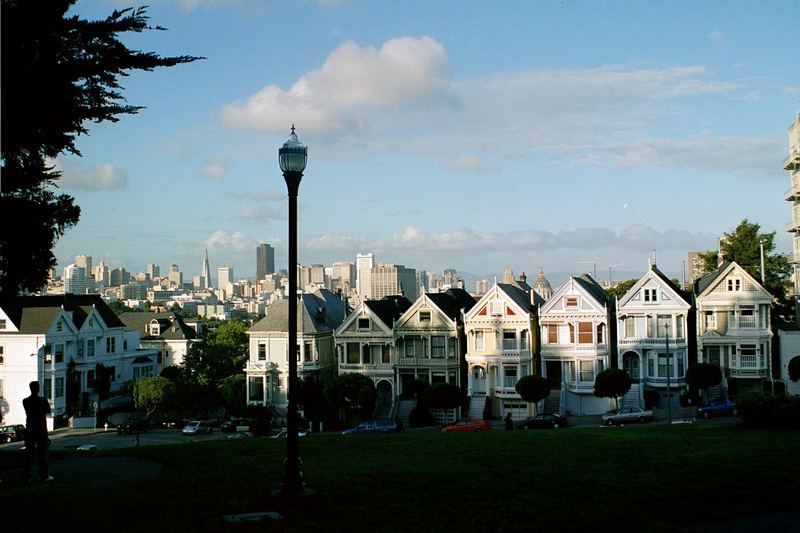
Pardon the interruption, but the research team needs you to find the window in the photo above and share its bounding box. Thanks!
[578,322,593,344]
[740,345,757,367]
[739,306,755,328]
[371,344,383,363]
[0,345,3,365]
[490,301,504,316]
[704,311,716,330]
[55,344,64,364]
[0,319,6,329]
[357,318,370,330]
[87,339,95,358]
[658,354,671,378]
[133,365,154,381]
[502,330,517,350]
[419,310,431,322]
[569,324,575,344]
[304,342,313,363]
[596,324,604,344]
[547,324,558,344]
[44,377,52,401]
[565,296,578,309]
[382,345,391,363]
[503,366,517,388]
[676,316,684,338]
[520,330,528,350]
[657,315,671,337]
[579,361,593,382]
[248,376,264,402]
[362,344,371,364]
[347,343,360,364]
[727,278,741,292]
[625,317,635,338]
[106,337,116,354]
[677,355,685,377]
[258,343,266,361]
[475,331,485,350]
[648,356,655,377]
[431,336,446,358]
[56,321,63,332]
[643,288,658,303]
[448,337,456,358]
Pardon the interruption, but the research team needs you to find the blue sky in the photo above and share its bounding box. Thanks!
[53,0,800,283]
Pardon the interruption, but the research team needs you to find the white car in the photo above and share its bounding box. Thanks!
[182,420,212,435]
[601,406,654,426]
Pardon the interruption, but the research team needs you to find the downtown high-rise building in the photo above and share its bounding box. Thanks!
[200,247,211,289]
[147,263,160,279]
[367,263,418,302]
[256,243,275,281]
[74,255,94,292]
[356,252,374,298]
[64,264,86,294]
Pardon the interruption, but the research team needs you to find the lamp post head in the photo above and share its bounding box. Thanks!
[279,124,308,174]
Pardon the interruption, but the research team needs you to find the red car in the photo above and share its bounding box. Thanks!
[441,417,490,433]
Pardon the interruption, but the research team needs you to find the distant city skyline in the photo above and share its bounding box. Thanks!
[52,1,799,282]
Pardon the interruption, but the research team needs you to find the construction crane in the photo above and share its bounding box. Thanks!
[608,263,625,284]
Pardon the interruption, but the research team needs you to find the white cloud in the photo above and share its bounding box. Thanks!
[56,159,129,191]
[304,233,355,252]
[709,31,732,44]
[237,206,284,221]
[202,161,225,180]
[204,230,253,254]
[449,155,497,173]
[221,36,452,133]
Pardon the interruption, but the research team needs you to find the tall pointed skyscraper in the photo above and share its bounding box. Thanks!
[200,246,212,289]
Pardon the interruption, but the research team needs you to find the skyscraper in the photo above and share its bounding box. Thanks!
[356,252,374,298]
[200,247,212,289]
[64,264,86,294]
[147,263,161,279]
[256,243,275,281]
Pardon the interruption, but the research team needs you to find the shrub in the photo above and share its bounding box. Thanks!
[424,383,464,410]
[593,368,631,410]
[515,375,551,404]
[685,363,722,394]
[644,390,660,409]
[735,390,800,429]
[788,356,800,382]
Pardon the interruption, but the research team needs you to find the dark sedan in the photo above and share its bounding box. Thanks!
[517,413,568,430]
[696,398,735,419]
[1,424,26,443]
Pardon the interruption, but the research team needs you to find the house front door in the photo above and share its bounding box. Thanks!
[472,366,487,394]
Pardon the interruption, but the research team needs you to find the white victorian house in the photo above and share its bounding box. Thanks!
[616,265,692,409]
[464,280,540,420]
[0,295,158,429]
[540,275,612,416]
[119,312,201,369]
[695,261,773,396]
[245,288,346,410]
[335,295,412,418]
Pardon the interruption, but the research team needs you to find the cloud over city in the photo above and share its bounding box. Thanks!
[56,159,129,191]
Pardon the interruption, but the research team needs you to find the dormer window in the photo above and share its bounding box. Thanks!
[643,288,658,303]
[358,318,370,330]
[0,319,6,329]
[727,278,741,292]
[565,297,578,309]
[419,310,431,322]
[56,321,63,332]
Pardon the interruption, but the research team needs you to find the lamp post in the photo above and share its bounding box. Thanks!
[276,125,308,499]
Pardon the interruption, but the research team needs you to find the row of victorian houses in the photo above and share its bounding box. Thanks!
[0,257,790,429]
[244,258,782,423]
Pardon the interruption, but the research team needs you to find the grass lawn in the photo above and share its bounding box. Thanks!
[1,424,798,532]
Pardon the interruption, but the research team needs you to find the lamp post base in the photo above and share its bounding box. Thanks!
[271,456,315,500]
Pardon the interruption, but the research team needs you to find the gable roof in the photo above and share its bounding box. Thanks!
[573,274,608,306]
[694,260,731,295]
[649,265,692,304]
[249,289,347,334]
[619,265,692,307]
[364,296,412,328]
[497,283,541,312]
[118,312,198,340]
[426,289,477,322]
[0,294,123,334]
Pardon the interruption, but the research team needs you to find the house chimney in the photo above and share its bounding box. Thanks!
[519,272,527,284]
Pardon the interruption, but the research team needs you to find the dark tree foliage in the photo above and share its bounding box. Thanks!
[221,374,246,415]
[515,375,551,404]
[324,373,377,420]
[423,383,464,410]
[605,279,638,300]
[593,368,632,410]
[698,219,794,326]
[684,363,722,394]
[787,356,800,382]
[94,363,114,401]
[181,320,249,402]
[0,0,201,297]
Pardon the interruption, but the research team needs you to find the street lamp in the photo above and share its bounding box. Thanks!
[276,125,310,499]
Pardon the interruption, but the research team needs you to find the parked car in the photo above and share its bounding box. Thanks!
[441,417,491,433]
[517,413,568,430]
[221,418,245,433]
[696,398,735,419]
[116,417,151,435]
[602,406,654,426]
[270,428,308,439]
[182,420,212,435]
[1,424,26,443]
[341,418,404,435]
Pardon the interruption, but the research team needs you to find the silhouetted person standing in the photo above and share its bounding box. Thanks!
[23,381,52,482]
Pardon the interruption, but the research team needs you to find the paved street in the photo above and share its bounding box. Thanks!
[1,426,222,452]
